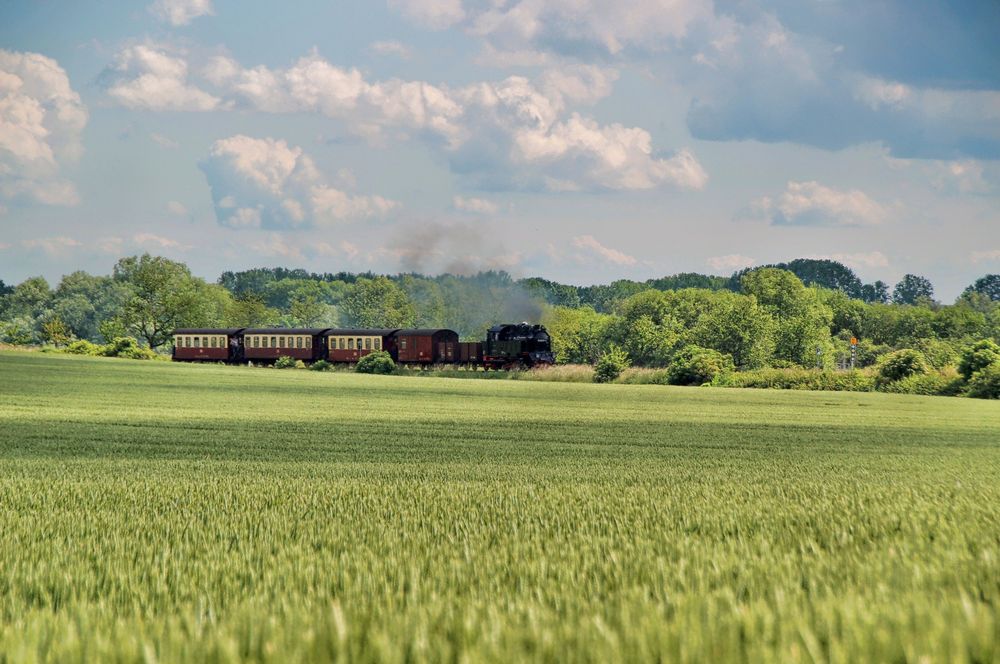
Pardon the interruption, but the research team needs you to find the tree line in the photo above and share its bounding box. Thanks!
[2,255,999,376]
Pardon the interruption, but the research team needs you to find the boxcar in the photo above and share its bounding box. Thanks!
[395,329,459,364]
[458,341,483,364]
[325,329,398,363]
[173,328,245,362]
[243,328,328,363]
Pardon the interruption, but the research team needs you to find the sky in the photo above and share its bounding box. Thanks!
[0,0,998,300]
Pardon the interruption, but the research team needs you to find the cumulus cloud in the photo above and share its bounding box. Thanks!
[166,200,188,216]
[707,254,755,272]
[149,0,214,26]
[453,195,498,214]
[201,135,398,230]
[391,0,709,55]
[106,48,702,192]
[0,50,87,208]
[571,235,637,266]
[103,44,220,111]
[752,181,888,227]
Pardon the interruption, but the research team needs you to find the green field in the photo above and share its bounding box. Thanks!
[0,350,998,662]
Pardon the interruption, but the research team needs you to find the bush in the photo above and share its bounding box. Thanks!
[274,356,298,369]
[103,337,157,360]
[593,345,630,383]
[958,339,1000,381]
[64,340,105,356]
[882,371,965,397]
[967,362,1000,399]
[875,349,929,384]
[356,350,396,375]
[714,368,875,392]
[668,345,734,386]
[310,359,332,372]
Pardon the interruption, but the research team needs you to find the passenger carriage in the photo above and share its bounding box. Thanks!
[243,328,328,363]
[324,329,398,363]
[172,328,245,362]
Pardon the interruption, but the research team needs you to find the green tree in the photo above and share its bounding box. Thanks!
[892,274,935,305]
[342,277,415,328]
[593,345,630,383]
[962,274,1000,302]
[742,269,833,367]
[113,254,227,348]
[958,339,1000,381]
[41,316,73,346]
[224,294,278,328]
[542,305,614,364]
[691,292,775,369]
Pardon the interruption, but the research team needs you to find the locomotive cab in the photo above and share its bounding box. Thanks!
[483,322,556,369]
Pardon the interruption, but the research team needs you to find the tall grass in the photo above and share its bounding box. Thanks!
[0,350,997,662]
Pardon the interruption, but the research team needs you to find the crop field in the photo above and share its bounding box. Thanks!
[0,350,998,662]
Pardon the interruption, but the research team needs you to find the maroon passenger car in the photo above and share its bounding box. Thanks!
[324,329,398,363]
[172,328,245,362]
[243,328,328,363]
[395,329,459,364]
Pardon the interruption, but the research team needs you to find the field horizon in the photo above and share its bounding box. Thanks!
[0,350,997,662]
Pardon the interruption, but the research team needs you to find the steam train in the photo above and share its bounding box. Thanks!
[172,322,555,369]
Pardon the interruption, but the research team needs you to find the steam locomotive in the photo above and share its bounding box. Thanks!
[171,322,555,369]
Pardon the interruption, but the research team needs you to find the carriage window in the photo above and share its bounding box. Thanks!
[210,337,216,348]
[356,338,362,350]
[277,336,284,348]
[306,337,312,349]
[296,337,303,349]
[348,338,355,349]
[185,337,191,347]
[374,338,381,350]
[271,337,277,348]
[365,338,371,350]
[400,338,407,350]
[338,338,344,350]
[253,336,259,348]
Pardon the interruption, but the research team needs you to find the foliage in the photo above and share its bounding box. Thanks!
[963,274,1000,302]
[274,355,299,369]
[2,351,999,662]
[667,345,734,385]
[593,344,630,383]
[64,339,105,355]
[715,368,876,392]
[876,349,930,384]
[892,274,935,305]
[341,277,415,328]
[542,305,613,364]
[958,339,1000,381]
[102,336,158,360]
[40,316,73,346]
[691,291,774,369]
[881,371,966,397]
[967,361,1000,399]
[355,350,396,374]
[309,359,332,372]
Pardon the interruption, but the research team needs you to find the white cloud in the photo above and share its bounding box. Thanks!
[201,135,398,229]
[571,235,637,266]
[149,0,214,26]
[166,200,188,216]
[22,236,82,255]
[369,41,412,59]
[106,48,703,192]
[388,0,465,29]
[104,44,220,111]
[150,132,179,148]
[0,50,87,208]
[810,251,890,269]
[133,232,191,251]
[754,181,888,227]
[971,249,1000,264]
[707,254,755,272]
[394,0,709,55]
[453,195,498,214]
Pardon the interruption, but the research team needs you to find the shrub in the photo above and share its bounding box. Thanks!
[958,339,1000,381]
[310,359,332,372]
[668,345,734,386]
[356,350,396,375]
[882,371,965,397]
[875,349,929,384]
[714,368,875,392]
[593,345,630,383]
[103,337,157,360]
[967,362,1000,399]
[64,340,105,356]
[274,356,298,369]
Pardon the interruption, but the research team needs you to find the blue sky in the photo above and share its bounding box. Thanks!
[1,0,997,299]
